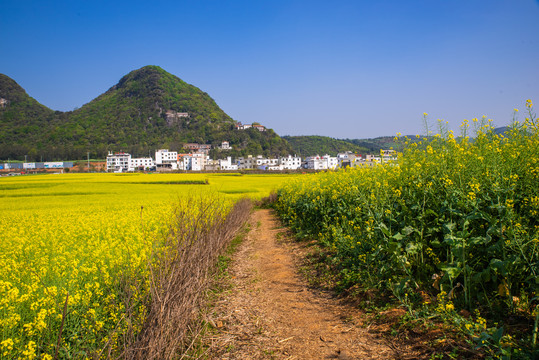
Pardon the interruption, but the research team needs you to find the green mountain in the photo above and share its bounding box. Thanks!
[0,74,58,159]
[287,129,515,156]
[341,136,404,153]
[343,127,514,152]
[0,66,292,161]
[282,135,370,156]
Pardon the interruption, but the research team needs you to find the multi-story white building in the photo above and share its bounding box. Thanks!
[130,157,155,170]
[177,154,191,170]
[279,155,302,170]
[219,157,238,170]
[256,156,279,169]
[326,155,338,169]
[189,153,207,171]
[237,155,257,170]
[305,155,338,170]
[107,152,156,172]
[107,152,131,172]
[155,149,178,169]
[176,153,208,171]
[306,156,327,170]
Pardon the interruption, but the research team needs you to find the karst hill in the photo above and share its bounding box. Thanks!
[0,66,292,160]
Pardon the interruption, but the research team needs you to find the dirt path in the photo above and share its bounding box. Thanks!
[205,209,400,359]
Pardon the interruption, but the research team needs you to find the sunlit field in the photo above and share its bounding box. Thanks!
[0,173,296,358]
[275,102,539,357]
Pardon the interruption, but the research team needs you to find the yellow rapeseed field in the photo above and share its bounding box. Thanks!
[0,173,295,359]
[275,102,539,356]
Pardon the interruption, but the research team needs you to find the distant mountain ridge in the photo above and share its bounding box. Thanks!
[285,128,513,157]
[0,66,292,160]
[282,135,370,156]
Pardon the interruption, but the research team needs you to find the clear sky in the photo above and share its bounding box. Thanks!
[1,0,538,138]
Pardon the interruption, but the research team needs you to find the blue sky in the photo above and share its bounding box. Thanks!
[1,0,538,138]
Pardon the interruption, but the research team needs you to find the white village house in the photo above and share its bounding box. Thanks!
[155,149,178,169]
[106,152,155,172]
[305,155,338,170]
[219,157,238,170]
[106,143,393,172]
[106,152,131,172]
[279,155,302,170]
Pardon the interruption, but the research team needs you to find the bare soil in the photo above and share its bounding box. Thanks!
[204,209,411,359]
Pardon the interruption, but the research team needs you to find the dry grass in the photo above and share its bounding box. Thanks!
[126,197,252,359]
[255,191,278,208]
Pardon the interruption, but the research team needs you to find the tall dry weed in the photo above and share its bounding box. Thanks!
[126,197,252,359]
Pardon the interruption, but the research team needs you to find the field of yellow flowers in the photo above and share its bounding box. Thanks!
[275,101,539,357]
[0,173,294,359]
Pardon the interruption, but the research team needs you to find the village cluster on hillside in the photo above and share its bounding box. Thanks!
[0,139,397,174]
[106,141,397,172]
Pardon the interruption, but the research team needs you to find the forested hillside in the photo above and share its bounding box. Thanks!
[282,135,369,156]
[0,74,58,160]
[0,66,292,160]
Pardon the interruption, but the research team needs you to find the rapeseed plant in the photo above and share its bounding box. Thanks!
[0,173,290,358]
[275,100,539,356]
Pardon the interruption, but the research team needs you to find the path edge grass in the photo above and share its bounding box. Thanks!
[178,208,255,359]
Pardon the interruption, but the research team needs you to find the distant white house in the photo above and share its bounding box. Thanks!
[256,156,279,169]
[232,154,302,171]
[130,157,155,170]
[107,152,155,172]
[176,152,208,171]
[279,155,302,170]
[189,153,207,171]
[155,149,178,169]
[219,156,238,170]
[218,141,231,150]
[107,152,131,172]
[235,122,252,130]
[235,122,266,131]
[306,156,326,170]
[305,155,338,170]
[326,155,338,169]
[237,155,257,170]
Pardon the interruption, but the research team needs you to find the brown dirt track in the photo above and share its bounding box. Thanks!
[203,209,411,359]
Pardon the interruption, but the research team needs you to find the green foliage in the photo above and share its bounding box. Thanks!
[0,74,58,160]
[283,135,368,156]
[283,134,429,156]
[275,102,539,356]
[0,67,292,160]
[342,136,407,153]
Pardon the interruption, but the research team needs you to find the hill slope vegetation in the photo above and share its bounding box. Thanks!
[0,66,292,160]
[282,135,369,156]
